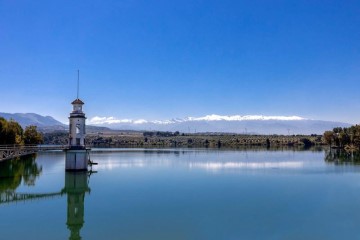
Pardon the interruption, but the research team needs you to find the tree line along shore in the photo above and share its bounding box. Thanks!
[44,130,324,148]
[323,125,360,151]
[0,117,43,145]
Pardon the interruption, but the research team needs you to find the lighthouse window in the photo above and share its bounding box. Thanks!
[76,124,80,134]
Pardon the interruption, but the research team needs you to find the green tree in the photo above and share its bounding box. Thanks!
[324,131,334,147]
[6,120,23,145]
[23,125,43,145]
[0,117,7,144]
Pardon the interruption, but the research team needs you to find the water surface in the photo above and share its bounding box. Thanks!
[1,148,360,239]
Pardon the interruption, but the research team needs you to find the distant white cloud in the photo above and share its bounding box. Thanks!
[89,116,133,124]
[89,114,307,125]
[186,114,306,121]
[89,116,149,125]
[133,119,148,124]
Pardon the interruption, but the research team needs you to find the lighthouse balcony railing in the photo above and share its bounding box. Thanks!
[67,145,91,150]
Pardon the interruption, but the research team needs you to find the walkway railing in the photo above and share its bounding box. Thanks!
[0,145,68,161]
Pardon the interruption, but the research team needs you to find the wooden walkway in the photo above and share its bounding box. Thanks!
[0,145,68,162]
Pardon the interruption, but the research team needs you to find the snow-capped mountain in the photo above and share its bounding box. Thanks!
[89,114,307,125]
[0,112,64,128]
[88,114,351,135]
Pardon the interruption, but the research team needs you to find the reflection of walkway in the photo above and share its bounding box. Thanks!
[0,172,92,240]
[0,191,63,204]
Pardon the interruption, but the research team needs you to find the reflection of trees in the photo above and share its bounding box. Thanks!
[325,149,360,165]
[0,154,42,191]
[0,159,92,240]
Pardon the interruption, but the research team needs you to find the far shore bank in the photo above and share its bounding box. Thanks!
[44,131,325,149]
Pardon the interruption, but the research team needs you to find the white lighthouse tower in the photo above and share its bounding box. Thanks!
[65,71,90,171]
[69,98,86,148]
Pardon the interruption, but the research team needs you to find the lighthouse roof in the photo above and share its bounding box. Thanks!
[71,98,84,105]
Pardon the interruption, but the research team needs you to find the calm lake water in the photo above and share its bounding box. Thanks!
[1,148,360,239]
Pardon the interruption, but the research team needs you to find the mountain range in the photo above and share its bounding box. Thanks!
[0,113,352,135]
[0,112,113,133]
[0,112,64,127]
[88,114,351,135]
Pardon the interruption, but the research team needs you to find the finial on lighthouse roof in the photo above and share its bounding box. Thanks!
[77,69,80,99]
[71,70,85,105]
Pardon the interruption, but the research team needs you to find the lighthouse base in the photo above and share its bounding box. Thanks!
[65,149,90,171]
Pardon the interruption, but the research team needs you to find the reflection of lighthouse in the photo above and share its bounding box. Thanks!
[62,172,90,240]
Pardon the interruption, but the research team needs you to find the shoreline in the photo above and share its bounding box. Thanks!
[44,131,325,148]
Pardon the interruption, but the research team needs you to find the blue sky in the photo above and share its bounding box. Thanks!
[0,0,359,123]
